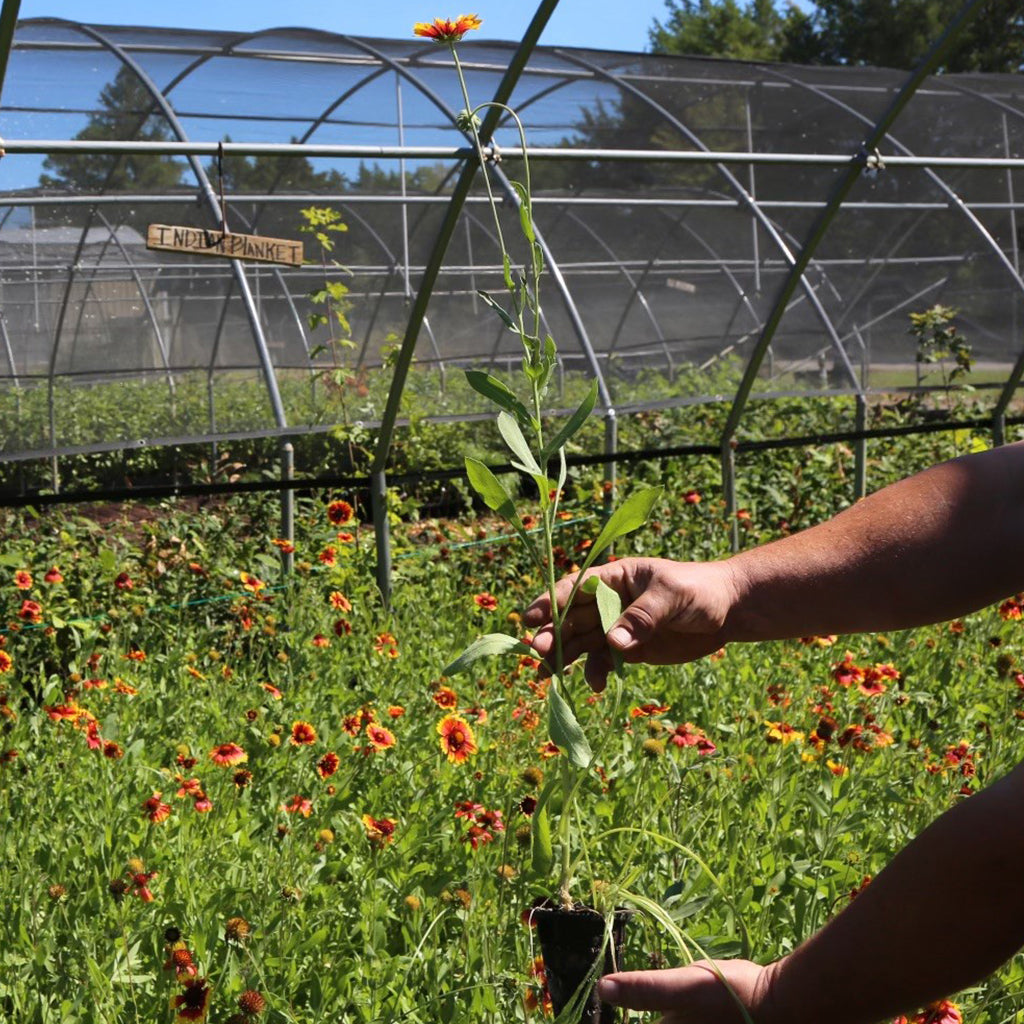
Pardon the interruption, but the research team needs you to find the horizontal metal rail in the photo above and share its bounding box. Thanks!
[2,412,1020,507]
[9,192,1024,212]
[6,139,1024,169]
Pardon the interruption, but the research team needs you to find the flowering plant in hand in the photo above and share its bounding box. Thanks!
[416,14,662,908]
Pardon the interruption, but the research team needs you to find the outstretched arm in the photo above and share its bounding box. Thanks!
[596,756,1024,1024]
[525,441,1024,688]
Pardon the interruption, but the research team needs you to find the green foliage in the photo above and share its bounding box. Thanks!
[650,0,1024,71]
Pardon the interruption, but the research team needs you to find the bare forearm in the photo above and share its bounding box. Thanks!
[764,760,1024,1024]
[723,442,1024,643]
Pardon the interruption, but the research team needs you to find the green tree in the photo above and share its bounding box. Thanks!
[649,0,817,61]
[39,65,185,191]
[811,0,1024,71]
[649,0,1024,71]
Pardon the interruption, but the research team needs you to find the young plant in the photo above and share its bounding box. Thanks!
[416,14,662,907]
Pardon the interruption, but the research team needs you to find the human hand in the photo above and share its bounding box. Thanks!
[522,557,740,691]
[597,959,778,1024]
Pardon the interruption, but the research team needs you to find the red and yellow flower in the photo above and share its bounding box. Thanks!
[473,592,498,611]
[143,791,172,824]
[171,977,211,1022]
[290,721,318,746]
[437,714,478,764]
[362,813,397,847]
[317,751,340,779]
[14,570,32,590]
[209,742,248,767]
[327,499,354,525]
[366,724,396,751]
[413,13,482,43]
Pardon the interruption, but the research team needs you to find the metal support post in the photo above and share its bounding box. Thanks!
[603,407,618,549]
[721,440,739,553]
[280,442,295,576]
[371,470,392,605]
[994,413,1006,448]
[854,395,868,500]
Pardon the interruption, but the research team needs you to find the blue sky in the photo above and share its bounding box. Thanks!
[20,1,681,52]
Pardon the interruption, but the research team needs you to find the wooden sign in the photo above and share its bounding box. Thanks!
[147,224,303,267]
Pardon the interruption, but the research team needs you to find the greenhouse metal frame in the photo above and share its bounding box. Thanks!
[1,0,1023,593]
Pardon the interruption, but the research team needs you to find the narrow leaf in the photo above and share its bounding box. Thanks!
[543,379,598,461]
[581,576,622,635]
[464,370,535,431]
[497,411,541,475]
[531,785,554,878]
[443,633,533,676]
[477,289,518,332]
[581,576,625,678]
[580,486,663,573]
[510,180,535,243]
[465,458,520,522]
[548,678,592,768]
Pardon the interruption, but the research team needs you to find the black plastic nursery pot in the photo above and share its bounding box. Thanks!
[531,904,630,1024]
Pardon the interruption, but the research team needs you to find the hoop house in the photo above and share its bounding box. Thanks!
[1,6,1023,586]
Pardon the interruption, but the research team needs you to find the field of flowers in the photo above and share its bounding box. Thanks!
[3,428,1024,1024]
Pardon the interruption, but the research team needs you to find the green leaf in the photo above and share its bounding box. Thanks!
[502,252,514,291]
[477,290,519,333]
[581,576,622,635]
[464,370,536,432]
[465,458,521,523]
[443,633,533,676]
[548,678,592,768]
[543,379,598,461]
[531,803,554,877]
[581,577,626,679]
[497,411,541,476]
[580,486,663,572]
[510,180,535,243]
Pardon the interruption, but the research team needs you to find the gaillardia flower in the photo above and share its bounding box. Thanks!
[291,721,318,746]
[413,14,482,43]
[171,977,211,1022]
[210,742,248,767]
[362,814,397,847]
[437,714,478,764]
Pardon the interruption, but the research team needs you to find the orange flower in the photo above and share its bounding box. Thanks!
[329,591,352,612]
[327,499,354,525]
[240,572,265,594]
[143,791,172,824]
[271,537,295,554]
[113,678,138,695]
[433,686,458,710]
[311,633,330,648]
[0,651,12,673]
[114,572,133,591]
[388,705,406,718]
[290,721,318,746]
[373,632,399,658]
[14,570,32,590]
[474,592,498,611]
[362,813,397,847]
[336,531,355,543]
[319,547,337,566]
[366,724,396,751]
[437,714,478,764]
[18,600,42,623]
[43,566,63,584]
[630,703,670,719]
[261,682,283,700]
[413,13,482,43]
[283,794,312,817]
[210,742,248,767]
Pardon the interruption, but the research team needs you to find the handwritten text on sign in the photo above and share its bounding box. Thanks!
[146,224,303,267]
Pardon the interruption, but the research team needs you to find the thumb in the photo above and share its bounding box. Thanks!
[606,591,665,652]
[597,967,702,1010]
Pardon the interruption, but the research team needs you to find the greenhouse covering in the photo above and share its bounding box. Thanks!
[1,14,1023,496]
